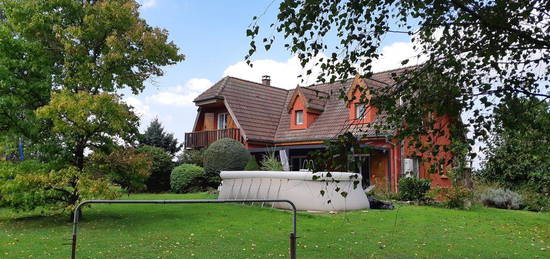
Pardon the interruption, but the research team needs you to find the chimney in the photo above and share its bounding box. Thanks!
[261,75,271,86]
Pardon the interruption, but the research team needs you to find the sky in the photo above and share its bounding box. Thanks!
[129,0,424,146]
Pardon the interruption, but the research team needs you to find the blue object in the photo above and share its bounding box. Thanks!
[18,138,24,161]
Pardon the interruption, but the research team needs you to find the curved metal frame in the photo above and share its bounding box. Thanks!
[71,199,297,259]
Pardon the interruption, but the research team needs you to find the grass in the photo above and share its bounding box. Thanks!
[1,193,548,258]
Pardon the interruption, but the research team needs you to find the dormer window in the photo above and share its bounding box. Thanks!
[295,110,304,125]
[355,103,366,119]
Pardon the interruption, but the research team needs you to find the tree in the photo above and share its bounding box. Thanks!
[137,145,174,193]
[30,90,140,208]
[140,118,182,156]
[0,0,184,140]
[0,0,183,215]
[176,149,204,167]
[36,91,140,170]
[478,97,549,193]
[247,0,549,160]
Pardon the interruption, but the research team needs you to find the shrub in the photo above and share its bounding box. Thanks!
[137,145,174,192]
[88,148,152,193]
[244,156,260,170]
[260,152,283,171]
[398,178,432,201]
[0,160,118,212]
[203,138,249,187]
[437,186,474,209]
[177,149,204,167]
[170,164,204,193]
[480,188,522,210]
[518,189,549,212]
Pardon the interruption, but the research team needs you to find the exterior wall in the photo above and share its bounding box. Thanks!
[193,106,237,132]
[402,114,453,189]
[289,93,319,129]
[348,87,377,124]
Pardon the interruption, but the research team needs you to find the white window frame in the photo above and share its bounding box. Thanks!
[217,113,227,129]
[295,110,304,125]
[355,103,366,119]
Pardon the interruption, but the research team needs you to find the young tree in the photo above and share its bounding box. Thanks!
[28,91,140,209]
[247,0,549,160]
[140,118,182,156]
[36,91,140,170]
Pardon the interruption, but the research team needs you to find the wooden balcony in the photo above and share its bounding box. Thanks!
[185,128,244,149]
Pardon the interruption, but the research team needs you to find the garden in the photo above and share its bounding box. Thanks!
[1,192,549,258]
[2,137,549,258]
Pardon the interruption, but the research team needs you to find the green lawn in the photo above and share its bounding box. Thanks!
[1,193,548,258]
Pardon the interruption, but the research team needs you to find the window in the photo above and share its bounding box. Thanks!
[217,113,227,129]
[355,103,366,119]
[295,110,303,125]
[403,158,420,178]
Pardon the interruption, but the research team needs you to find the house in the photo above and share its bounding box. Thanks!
[185,68,454,192]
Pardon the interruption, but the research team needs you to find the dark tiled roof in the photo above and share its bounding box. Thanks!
[299,87,329,111]
[274,79,394,142]
[194,67,414,143]
[194,77,228,102]
[198,77,288,141]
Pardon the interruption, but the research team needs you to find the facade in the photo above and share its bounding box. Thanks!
[185,68,454,192]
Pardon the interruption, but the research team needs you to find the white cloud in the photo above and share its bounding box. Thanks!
[148,78,213,107]
[177,78,212,92]
[139,0,157,9]
[223,55,326,89]
[371,41,426,72]
[148,92,196,107]
[124,96,152,118]
[124,96,156,129]
[223,41,427,89]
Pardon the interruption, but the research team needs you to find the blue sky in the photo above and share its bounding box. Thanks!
[129,0,420,145]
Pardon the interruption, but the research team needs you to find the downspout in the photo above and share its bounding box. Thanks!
[384,136,396,192]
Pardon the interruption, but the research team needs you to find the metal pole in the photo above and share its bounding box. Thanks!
[71,199,297,259]
[290,232,297,259]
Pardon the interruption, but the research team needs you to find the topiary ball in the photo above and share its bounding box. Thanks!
[170,164,204,193]
[203,138,250,186]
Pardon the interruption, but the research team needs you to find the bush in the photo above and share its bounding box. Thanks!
[480,188,522,210]
[244,156,260,170]
[170,164,204,193]
[177,149,204,167]
[88,148,152,193]
[437,186,473,209]
[519,190,549,212]
[203,138,249,187]
[0,160,118,212]
[398,178,432,201]
[260,152,283,171]
[137,145,174,192]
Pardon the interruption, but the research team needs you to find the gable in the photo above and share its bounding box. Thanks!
[287,87,328,113]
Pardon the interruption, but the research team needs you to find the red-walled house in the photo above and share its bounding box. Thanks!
[185,68,454,192]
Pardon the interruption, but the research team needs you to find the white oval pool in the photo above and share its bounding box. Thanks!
[218,171,370,212]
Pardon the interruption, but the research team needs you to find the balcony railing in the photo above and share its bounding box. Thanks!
[185,128,243,149]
